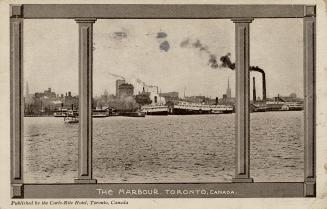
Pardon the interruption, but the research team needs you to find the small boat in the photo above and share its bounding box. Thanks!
[53,111,67,117]
[92,109,109,118]
[64,112,79,123]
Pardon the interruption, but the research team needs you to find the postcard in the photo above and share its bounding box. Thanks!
[1,0,327,208]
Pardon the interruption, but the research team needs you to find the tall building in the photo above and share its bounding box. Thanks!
[118,83,134,98]
[116,79,125,96]
[226,77,231,98]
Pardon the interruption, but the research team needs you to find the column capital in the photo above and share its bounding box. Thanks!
[231,18,254,23]
[10,4,24,18]
[304,5,316,17]
[75,18,97,24]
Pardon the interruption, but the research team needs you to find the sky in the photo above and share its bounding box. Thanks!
[24,18,303,98]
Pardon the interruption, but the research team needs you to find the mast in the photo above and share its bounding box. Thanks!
[183,86,186,99]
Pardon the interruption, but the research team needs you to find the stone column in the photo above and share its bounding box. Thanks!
[231,18,254,183]
[10,5,24,198]
[303,6,316,197]
[74,18,97,184]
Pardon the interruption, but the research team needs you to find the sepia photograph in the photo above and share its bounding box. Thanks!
[1,0,326,207]
[23,18,305,184]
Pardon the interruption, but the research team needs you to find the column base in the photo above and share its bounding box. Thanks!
[304,178,316,197]
[232,178,254,183]
[11,184,24,198]
[74,178,97,184]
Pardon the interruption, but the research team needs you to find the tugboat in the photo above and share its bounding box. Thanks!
[64,111,79,123]
[92,108,109,118]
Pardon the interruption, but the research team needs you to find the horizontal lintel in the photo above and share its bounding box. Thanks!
[20,4,313,19]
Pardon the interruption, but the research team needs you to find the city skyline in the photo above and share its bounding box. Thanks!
[24,19,303,98]
[24,80,301,100]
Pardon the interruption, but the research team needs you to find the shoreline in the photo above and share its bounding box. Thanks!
[24,110,303,118]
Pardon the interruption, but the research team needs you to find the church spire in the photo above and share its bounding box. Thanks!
[226,77,231,98]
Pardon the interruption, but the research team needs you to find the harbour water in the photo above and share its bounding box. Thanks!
[24,111,304,183]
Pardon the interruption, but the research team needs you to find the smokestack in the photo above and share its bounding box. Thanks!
[220,54,267,102]
[262,72,266,101]
[215,97,218,105]
[250,66,266,102]
[253,77,256,102]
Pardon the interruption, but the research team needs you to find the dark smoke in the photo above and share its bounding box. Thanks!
[219,53,265,73]
[219,53,235,70]
[180,39,190,47]
[219,53,266,101]
[192,40,208,51]
[249,66,265,74]
[209,55,219,69]
[180,39,219,69]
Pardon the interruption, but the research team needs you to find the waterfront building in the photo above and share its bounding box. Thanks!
[63,91,78,110]
[24,81,34,105]
[184,96,206,104]
[159,91,179,105]
[135,87,152,105]
[116,79,125,97]
[118,83,134,98]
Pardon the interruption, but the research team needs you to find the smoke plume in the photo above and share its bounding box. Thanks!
[135,78,158,92]
[219,53,267,101]
[219,53,264,73]
[180,39,219,69]
[106,72,125,80]
[219,53,235,70]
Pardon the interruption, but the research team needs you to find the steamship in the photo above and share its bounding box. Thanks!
[173,102,234,115]
[140,104,169,115]
[251,101,303,112]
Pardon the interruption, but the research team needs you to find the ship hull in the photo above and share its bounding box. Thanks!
[173,108,211,115]
[120,112,146,117]
[172,109,234,115]
[172,102,234,115]
[144,111,169,116]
